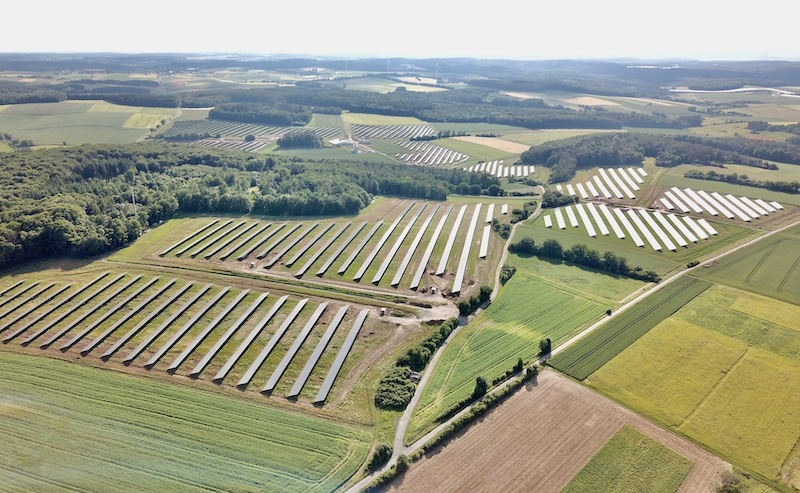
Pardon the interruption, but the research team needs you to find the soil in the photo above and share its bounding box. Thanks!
[386,370,728,493]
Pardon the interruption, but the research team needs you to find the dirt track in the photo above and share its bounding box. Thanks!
[386,370,728,493]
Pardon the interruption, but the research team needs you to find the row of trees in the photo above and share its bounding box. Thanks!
[522,133,790,183]
[509,237,661,282]
[276,131,323,149]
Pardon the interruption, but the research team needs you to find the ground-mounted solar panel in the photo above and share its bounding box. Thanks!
[175,220,233,256]
[586,203,609,236]
[160,220,219,256]
[640,210,675,251]
[654,211,687,247]
[565,206,579,228]
[697,218,718,235]
[615,208,644,247]
[0,283,55,322]
[285,223,336,268]
[452,203,482,294]
[373,203,427,284]
[393,204,441,287]
[257,223,302,259]
[0,281,40,311]
[205,222,260,259]
[436,205,467,276]
[0,284,70,336]
[263,302,328,393]
[479,225,491,259]
[40,275,142,349]
[189,292,269,377]
[355,202,416,281]
[264,223,320,268]
[628,210,661,251]
[599,204,625,239]
[61,277,160,351]
[295,222,351,278]
[337,221,382,275]
[287,305,348,398]
[102,281,195,359]
[167,289,250,372]
[575,204,595,237]
[314,309,369,404]
[668,214,697,243]
[683,216,709,240]
[238,299,308,387]
[239,223,286,261]
[144,286,230,367]
[81,278,178,355]
[410,205,452,290]
[213,295,288,382]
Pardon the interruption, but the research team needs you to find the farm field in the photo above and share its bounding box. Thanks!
[408,271,610,442]
[548,276,712,380]
[158,119,341,140]
[500,128,621,147]
[0,100,178,145]
[435,137,519,164]
[0,351,371,493]
[693,226,800,304]
[560,425,693,493]
[387,370,727,493]
[588,284,800,489]
[341,113,426,126]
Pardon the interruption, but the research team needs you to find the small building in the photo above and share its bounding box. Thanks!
[380,307,386,316]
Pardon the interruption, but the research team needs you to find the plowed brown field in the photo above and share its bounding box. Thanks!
[386,370,728,493]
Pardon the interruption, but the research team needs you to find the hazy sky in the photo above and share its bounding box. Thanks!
[3,0,798,60]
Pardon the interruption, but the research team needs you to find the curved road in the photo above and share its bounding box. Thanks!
[345,207,800,493]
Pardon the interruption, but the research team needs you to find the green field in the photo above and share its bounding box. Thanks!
[588,284,800,488]
[408,271,609,442]
[694,228,800,305]
[436,137,519,164]
[549,276,712,380]
[560,425,693,493]
[0,101,177,145]
[341,112,426,126]
[0,352,371,493]
[309,113,345,129]
[500,128,620,147]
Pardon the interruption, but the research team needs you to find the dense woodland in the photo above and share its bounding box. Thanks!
[0,144,499,270]
[521,133,799,182]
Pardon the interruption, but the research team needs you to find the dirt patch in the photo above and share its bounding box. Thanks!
[564,96,620,106]
[453,136,530,154]
[388,370,728,493]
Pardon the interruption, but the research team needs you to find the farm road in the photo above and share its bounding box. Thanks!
[346,214,800,492]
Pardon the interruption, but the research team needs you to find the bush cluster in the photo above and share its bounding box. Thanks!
[457,285,492,315]
[365,443,393,473]
[499,265,516,285]
[492,219,511,239]
[510,200,538,223]
[374,318,459,411]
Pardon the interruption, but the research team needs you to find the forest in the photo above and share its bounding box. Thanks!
[521,133,798,182]
[0,143,499,269]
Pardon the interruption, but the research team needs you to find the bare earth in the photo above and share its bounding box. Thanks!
[452,136,530,154]
[564,96,620,106]
[387,370,728,493]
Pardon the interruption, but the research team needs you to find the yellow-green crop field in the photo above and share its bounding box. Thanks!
[0,351,371,493]
[588,284,800,488]
[0,101,177,145]
[560,425,693,493]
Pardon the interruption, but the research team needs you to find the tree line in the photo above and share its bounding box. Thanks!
[684,169,799,194]
[0,143,502,270]
[521,133,791,183]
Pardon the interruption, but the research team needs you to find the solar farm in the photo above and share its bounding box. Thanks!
[155,199,507,295]
[0,270,375,404]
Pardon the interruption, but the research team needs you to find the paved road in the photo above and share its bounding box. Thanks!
[344,213,800,493]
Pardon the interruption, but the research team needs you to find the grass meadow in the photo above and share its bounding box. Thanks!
[0,351,371,493]
[559,425,693,493]
[588,284,800,489]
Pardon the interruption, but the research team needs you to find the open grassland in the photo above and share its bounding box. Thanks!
[560,425,693,493]
[430,122,530,135]
[408,272,608,442]
[388,370,727,493]
[452,136,530,153]
[549,276,712,380]
[0,101,177,145]
[436,137,519,164]
[588,284,800,489]
[0,352,371,493]
[341,113,425,126]
[694,229,800,305]
[500,128,621,147]
[309,113,345,129]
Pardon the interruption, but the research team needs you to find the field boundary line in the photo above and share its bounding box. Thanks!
[678,347,750,428]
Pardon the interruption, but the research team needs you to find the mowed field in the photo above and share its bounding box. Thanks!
[387,370,727,493]
[588,284,800,488]
[694,225,800,304]
[560,425,694,493]
[406,255,635,442]
[0,352,371,493]
[549,276,712,380]
[0,101,177,145]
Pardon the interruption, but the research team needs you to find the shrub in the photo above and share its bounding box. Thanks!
[366,443,393,472]
[374,366,416,410]
[499,265,516,285]
[472,376,488,399]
